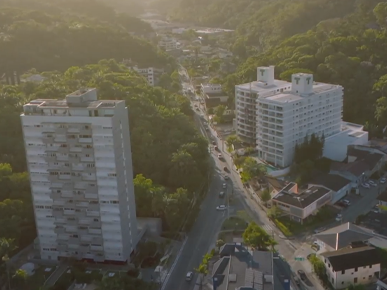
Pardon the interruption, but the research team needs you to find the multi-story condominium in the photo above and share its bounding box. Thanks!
[129,66,164,86]
[158,36,178,51]
[235,66,344,168]
[21,88,138,263]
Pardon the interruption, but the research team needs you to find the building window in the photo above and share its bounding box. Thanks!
[355,267,358,272]
[354,278,357,283]
[342,270,345,274]
[369,275,372,280]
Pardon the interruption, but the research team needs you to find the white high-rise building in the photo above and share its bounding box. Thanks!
[235,66,345,168]
[21,88,138,262]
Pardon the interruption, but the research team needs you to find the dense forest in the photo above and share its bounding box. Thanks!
[218,1,387,137]
[158,0,382,53]
[0,0,165,75]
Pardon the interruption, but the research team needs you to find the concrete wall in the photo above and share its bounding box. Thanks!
[137,218,162,236]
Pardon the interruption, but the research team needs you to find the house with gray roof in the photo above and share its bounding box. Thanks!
[212,243,274,290]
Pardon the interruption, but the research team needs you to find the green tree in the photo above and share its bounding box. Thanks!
[242,222,274,250]
[12,269,28,286]
[225,135,241,149]
[213,105,226,123]
[241,157,267,181]
[260,189,271,205]
[216,239,225,248]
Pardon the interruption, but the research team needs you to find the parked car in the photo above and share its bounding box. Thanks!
[223,166,229,172]
[214,146,219,151]
[212,141,216,145]
[186,272,194,282]
[362,183,370,189]
[224,176,229,180]
[380,178,386,184]
[314,227,326,234]
[218,154,223,159]
[219,192,225,198]
[216,205,227,211]
[294,276,301,286]
[337,201,349,208]
[336,214,342,221]
[369,180,377,187]
[297,270,307,281]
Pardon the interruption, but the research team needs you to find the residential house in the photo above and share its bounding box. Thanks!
[212,243,274,290]
[321,244,381,289]
[330,161,369,188]
[201,84,229,108]
[310,173,352,204]
[271,183,332,224]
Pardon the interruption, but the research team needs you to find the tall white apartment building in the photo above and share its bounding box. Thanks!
[235,66,344,168]
[129,66,164,86]
[21,88,138,263]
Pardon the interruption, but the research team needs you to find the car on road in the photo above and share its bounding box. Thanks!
[216,205,227,211]
[342,199,351,205]
[314,227,326,234]
[212,141,216,145]
[219,191,225,198]
[218,153,223,159]
[186,272,194,282]
[297,270,307,281]
[362,183,370,188]
[337,201,349,208]
[369,180,377,187]
[214,146,219,151]
[336,213,342,221]
[381,178,386,184]
[223,166,229,172]
[372,208,379,213]
[224,176,229,180]
[294,276,301,286]
[222,183,227,189]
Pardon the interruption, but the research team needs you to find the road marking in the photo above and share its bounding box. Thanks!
[160,236,188,290]
[262,224,273,234]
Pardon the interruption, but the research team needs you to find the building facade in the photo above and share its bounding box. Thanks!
[235,66,344,167]
[21,88,138,262]
[129,66,164,86]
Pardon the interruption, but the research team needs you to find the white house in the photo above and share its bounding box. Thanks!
[321,245,381,289]
[271,182,332,223]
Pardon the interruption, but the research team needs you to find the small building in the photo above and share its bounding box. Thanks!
[321,244,381,289]
[323,122,369,162]
[127,66,164,86]
[201,83,229,107]
[158,36,179,51]
[310,173,352,204]
[212,243,274,290]
[271,183,332,223]
[330,161,369,188]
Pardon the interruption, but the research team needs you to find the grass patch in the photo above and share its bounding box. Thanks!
[274,219,292,236]
[236,210,253,222]
[221,216,248,231]
[15,266,56,290]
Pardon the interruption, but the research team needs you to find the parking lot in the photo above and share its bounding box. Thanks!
[360,209,387,235]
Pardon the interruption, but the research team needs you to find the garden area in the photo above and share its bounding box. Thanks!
[271,206,336,237]
[217,211,251,243]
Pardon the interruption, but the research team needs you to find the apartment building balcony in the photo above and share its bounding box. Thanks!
[68,244,79,250]
[70,175,82,182]
[85,193,98,199]
[79,244,90,251]
[90,245,104,252]
[82,148,94,155]
[71,165,84,172]
[77,229,89,235]
[65,219,78,226]
[68,237,80,244]
[67,138,80,144]
[78,219,91,226]
[68,156,79,163]
[86,211,99,217]
[57,155,69,162]
[54,128,68,134]
[94,254,105,262]
[79,138,92,144]
[66,227,78,234]
[42,137,54,143]
[45,156,58,162]
[67,128,80,134]
[54,226,65,234]
[80,235,93,243]
[46,147,59,153]
[89,228,102,235]
[53,210,63,218]
[88,204,100,211]
[64,209,75,215]
[57,244,68,252]
[75,202,89,208]
[57,147,69,154]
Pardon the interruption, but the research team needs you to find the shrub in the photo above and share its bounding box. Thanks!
[274,219,292,237]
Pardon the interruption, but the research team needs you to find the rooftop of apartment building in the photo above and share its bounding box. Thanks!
[213,243,273,290]
[236,66,341,102]
[320,244,380,272]
[272,183,330,209]
[22,88,122,113]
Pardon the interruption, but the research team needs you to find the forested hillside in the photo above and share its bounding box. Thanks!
[222,2,387,136]
[0,0,163,74]
[160,0,381,52]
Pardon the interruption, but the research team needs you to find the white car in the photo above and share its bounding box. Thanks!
[362,183,370,189]
[218,154,222,159]
[369,180,377,187]
[336,214,342,221]
[216,205,227,211]
[222,183,227,189]
[186,272,194,281]
[224,176,229,180]
[342,199,351,206]
[380,178,386,184]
